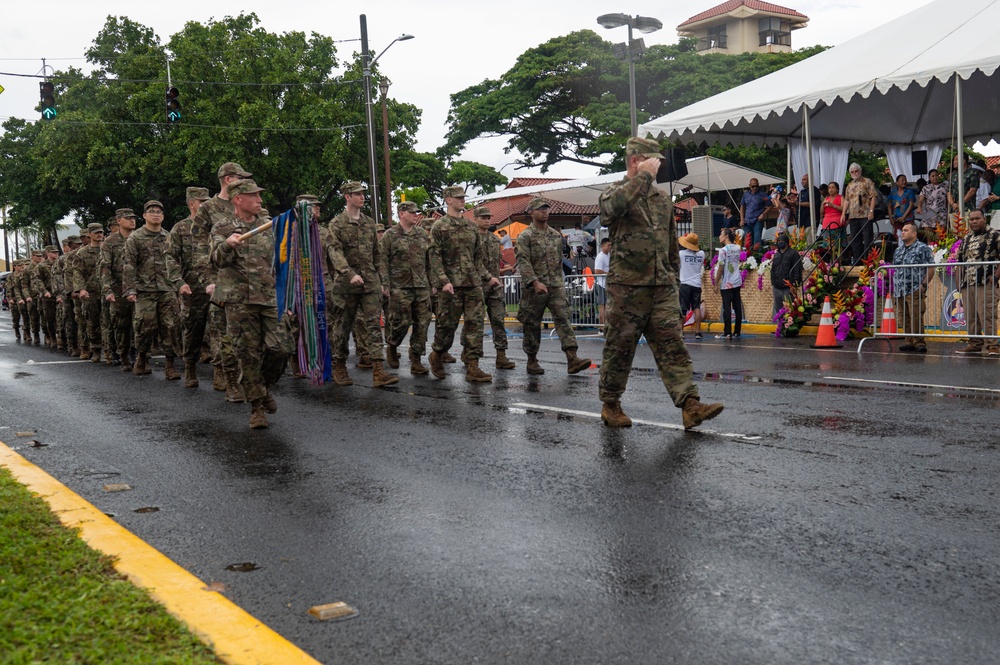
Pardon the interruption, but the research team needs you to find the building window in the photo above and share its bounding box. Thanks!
[699,24,727,51]
[759,17,791,46]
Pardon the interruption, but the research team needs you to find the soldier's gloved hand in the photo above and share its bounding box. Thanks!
[350,275,365,286]
[126,295,137,303]
[179,284,192,296]
[106,293,115,302]
[533,281,548,295]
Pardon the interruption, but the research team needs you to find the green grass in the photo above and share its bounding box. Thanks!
[0,467,223,665]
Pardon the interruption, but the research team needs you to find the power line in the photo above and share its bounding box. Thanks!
[0,116,364,132]
[0,70,362,88]
[0,39,363,62]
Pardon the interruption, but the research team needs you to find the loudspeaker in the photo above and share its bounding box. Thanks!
[656,147,689,183]
[911,150,928,176]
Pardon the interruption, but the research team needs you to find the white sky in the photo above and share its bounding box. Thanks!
[3,0,965,187]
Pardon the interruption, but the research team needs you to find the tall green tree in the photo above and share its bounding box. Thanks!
[442,31,825,174]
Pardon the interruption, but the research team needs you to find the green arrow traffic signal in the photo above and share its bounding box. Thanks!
[165,86,181,123]
[39,81,57,120]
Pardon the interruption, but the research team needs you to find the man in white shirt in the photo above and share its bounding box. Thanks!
[593,238,611,324]
[498,229,513,250]
[678,233,706,339]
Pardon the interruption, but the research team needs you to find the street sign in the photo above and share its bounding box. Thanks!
[0,84,5,95]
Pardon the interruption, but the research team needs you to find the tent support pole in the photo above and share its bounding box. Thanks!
[804,106,817,240]
[956,76,965,227]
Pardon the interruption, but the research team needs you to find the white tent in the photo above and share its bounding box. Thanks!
[470,155,782,207]
[639,0,1000,231]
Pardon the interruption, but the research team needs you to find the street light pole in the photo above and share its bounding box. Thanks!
[597,13,662,137]
[360,14,381,227]
[380,79,392,226]
[626,22,637,137]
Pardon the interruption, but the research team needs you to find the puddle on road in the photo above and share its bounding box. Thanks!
[784,414,934,437]
[13,372,33,379]
[226,562,260,572]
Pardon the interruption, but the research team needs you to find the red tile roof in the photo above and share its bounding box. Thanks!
[505,177,571,189]
[679,0,808,29]
[464,195,598,223]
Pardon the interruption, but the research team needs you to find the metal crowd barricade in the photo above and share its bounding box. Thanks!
[498,274,606,332]
[859,260,1000,354]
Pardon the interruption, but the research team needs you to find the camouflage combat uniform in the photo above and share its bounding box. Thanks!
[72,243,104,355]
[62,245,83,353]
[597,169,698,408]
[379,222,432,356]
[9,262,23,338]
[479,228,508,352]
[101,231,135,363]
[30,253,58,346]
[24,257,42,343]
[51,250,68,349]
[123,225,183,358]
[323,210,384,362]
[210,211,291,403]
[515,223,579,355]
[428,214,492,359]
[170,213,211,365]
[10,263,29,340]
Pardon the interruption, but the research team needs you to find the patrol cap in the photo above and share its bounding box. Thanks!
[115,207,137,219]
[66,235,82,245]
[473,206,492,218]
[186,187,210,201]
[340,181,366,195]
[376,224,386,232]
[398,201,419,214]
[217,162,252,179]
[626,136,663,159]
[108,216,119,227]
[442,185,466,198]
[296,194,320,203]
[86,223,105,234]
[43,245,59,253]
[31,249,44,257]
[526,197,551,211]
[227,179,265,198]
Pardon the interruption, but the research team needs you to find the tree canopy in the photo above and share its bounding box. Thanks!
[442,31,826,174]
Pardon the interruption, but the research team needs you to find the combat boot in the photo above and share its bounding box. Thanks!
[526,354,544,375]
[133,352,148,376]
[121,356,133,372]
[565,349,592,375]
[331,360,353,386]
[79,348,91,360]
[32,333,41,346]
[495,349,515,370]
[386,344,400,369]
[164,356,181,380]
[111,352,121,366]
[372,360,400,388]
[464,358,493,383]
[261,390,277,414]
[428,351,446,379]
[356,354,373,369]
[601,401,632,428]
[249,400,269,430]
[409,351,429,376]
[225,381,246,403]
[105,349,114,365]
[211,366,227,391]
[184,361,199,388]
[14,329,21,341]
[290,354,305,378]
[681,396,725,430]
[90,347,102,363]
[441,351,457,364]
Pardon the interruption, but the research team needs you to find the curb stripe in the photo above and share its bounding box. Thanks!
[0,442,323,665]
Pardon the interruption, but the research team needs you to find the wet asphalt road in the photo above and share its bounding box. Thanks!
[1,311,999,665]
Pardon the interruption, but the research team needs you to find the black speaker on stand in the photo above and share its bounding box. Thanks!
[656,147,689,183]
[911,150,928,176]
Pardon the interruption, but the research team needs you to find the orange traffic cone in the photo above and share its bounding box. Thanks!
[880,296,898,336]
[810,296,844,349]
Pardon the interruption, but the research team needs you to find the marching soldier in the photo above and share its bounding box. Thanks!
[170,187,212,387]
[30,245,60,348]
[10,260,29,342]
[73,223,106,361]
[514,198,591,375]
[52,239,71,351]
[24,249,44,345]
[380,201,432,375]
[101,208,138,371]
[60,236,84,355]
[100,216,120,363]
[9,259,24,341]
[473,205,515,370]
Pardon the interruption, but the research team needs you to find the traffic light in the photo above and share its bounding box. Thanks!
[165,86,181,123]
[39,81,57,120]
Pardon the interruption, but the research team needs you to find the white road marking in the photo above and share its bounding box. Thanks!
[511,402,761,441]
[823,376,1000,394]
[23,359,90,365]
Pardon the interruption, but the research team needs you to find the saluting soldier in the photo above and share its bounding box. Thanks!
[210,179,292,429]
[427,185,499,382]
[124,200,188,379]
[472,205,515,370]
[101,208,138,370]
[72,224,106,360]
[323,181,398,388]
[597,137,724,430]
[380,200,433,375]
[170,187,213,387]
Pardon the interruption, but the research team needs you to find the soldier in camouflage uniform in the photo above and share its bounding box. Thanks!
[101,208,137,371]
[191,162,255,401]
[23,249,44,345]
[597,137,724,430]
[60,236,83,355]
[472,206,515,370]
[99,216,120,363]
[9,259,24,341]
[72,234,93,356]
[380,201,433,375]
[124,200,187,379]
[52,239,72,351]
[170,187,212,387]
[323,181,398,388]
[427,185,499,382]
[210,180,292,429]
[73,224,106,360]
[30,245,60,348]
[515,198,592,376]
[9,260,29,341]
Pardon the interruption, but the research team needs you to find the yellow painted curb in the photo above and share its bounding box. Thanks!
[0,441,323,665]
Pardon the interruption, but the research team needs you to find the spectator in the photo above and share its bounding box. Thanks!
[797,174,821,229]
[713,228,743,340]
[770,232,802,316]
[948,153,979,215]
[739,178,772,246]
[955,209,1000,356]
[565,222,593,258]
[988,168,1000,223]
[916,169,949,231]
[593,237,611,325]
[775,196,792,234]
[678,233,705,339]
[821,181,845,251]
[498,228,513,250]
[841,163,878,263]
[887,174,916,234]
[976,168,995,213]
[722,203,738,227]
[892,221,935,354]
